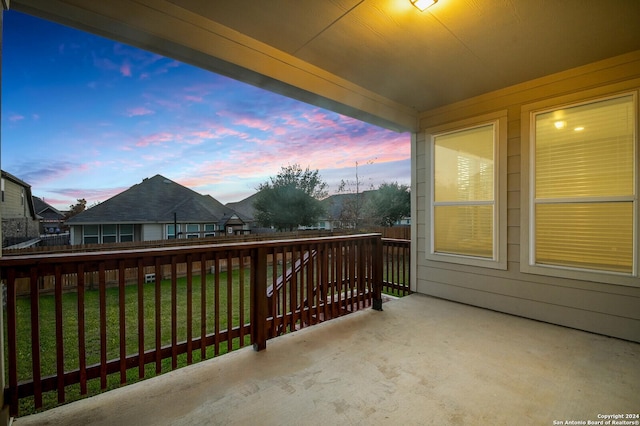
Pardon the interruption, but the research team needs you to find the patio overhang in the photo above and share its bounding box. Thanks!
[8,1,640,133]
[14,294,640,425]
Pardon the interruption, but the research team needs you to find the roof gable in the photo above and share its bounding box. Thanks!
[66,175,235,224]
[32,196,64,217]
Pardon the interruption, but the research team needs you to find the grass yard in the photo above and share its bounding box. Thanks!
[5,256,407,417]
[5,268,252,416]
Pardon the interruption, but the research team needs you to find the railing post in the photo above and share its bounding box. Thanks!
[373,236,384,311]
[252,247,268,351]
[0,7,13,426]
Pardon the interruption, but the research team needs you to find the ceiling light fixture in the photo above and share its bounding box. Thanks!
[411,0,437,11]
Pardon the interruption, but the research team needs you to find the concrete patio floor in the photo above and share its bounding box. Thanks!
[14,294,640,426]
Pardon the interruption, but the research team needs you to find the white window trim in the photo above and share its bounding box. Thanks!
[425,110,508,270]
[204,224,216,237]
[167,224,180,239]
[186,224,200,238]
[520,88,639,286]
[101,224,118,243]
[83,225,99,244]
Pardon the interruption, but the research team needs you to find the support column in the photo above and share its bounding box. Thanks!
[1,3,12,425]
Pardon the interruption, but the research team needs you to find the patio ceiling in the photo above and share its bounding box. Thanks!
[9,0,640,131]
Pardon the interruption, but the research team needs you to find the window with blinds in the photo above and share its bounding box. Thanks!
[432,123,496,258]
[532,94,636,274]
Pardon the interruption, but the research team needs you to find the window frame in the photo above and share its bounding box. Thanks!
[83,225,99,244]
[166,224,179,239]
[204,224,216,237]
[119,224,134,242]
[425,110,508,270]
[186,224,200,239]
[102,224,117,243]
[520,88,639,286]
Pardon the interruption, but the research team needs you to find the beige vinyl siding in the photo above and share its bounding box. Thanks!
[1,179,27,218]
[415,50,640,342]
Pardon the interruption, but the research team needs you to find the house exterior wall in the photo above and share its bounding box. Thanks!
[69,226,81,245]
[414,50,640,342]
[1,177,39,245]
[1,177,28,218]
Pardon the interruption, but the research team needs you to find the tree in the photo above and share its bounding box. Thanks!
[367,182,410,227]
[336,161,374,229]
[253,164,328,231]
[63,198,87,220]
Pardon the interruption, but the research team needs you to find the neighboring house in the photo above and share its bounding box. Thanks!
[228,192,359,232]
[229,190,410,231]
[65,175,247,245]
[32,196,64,234]
[319,191,377,230]
[225,193,258,229]
[0,170,40,247]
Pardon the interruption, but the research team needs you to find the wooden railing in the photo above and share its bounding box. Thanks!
[0,233,396,416]
[381,238,411,296]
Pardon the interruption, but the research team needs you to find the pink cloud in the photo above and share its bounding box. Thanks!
[136,132,176,147]
[126,107,154,117]
[120,61,132,77]
[9,114,25,122]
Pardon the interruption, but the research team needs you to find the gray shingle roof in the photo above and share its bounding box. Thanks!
[32,196,64,218]
[66,175,236,224]
[225,192,258,221]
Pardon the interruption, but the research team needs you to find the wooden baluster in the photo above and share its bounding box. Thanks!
[118,260,126,384]
[171,257,178,370]
[99,263,107,389]
[6,268,18,415]
[54,265,65,402]
[186,255,193,365]
[214,253,220,356]
[238,251,246,347]
[29,267,43,408]
[226,251,233,353]
[200,253,207,360]
[137,259,145,378]
[154,258,162,374]
[77,264,87,395]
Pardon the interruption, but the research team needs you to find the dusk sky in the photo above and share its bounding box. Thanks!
[2,11,410,211]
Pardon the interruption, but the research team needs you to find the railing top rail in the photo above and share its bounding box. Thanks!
[0,233,383,268]
[381,238,410,243]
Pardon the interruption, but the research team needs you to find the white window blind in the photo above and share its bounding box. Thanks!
[533,94,635,273]
[433,124,495,258]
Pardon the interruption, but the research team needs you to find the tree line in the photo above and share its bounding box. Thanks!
[253,164,410,231]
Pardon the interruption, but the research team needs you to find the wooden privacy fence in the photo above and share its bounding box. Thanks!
[0,233,396,417]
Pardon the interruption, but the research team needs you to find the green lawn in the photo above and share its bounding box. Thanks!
[6,260,406,416]
[5,268,252,416]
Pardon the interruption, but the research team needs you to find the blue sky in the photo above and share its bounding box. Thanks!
[2,11,410,211]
